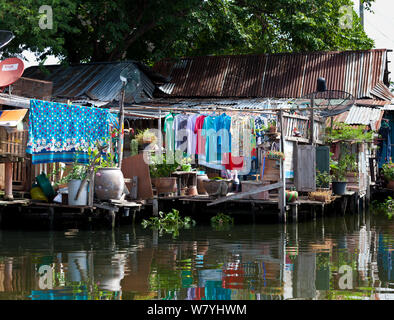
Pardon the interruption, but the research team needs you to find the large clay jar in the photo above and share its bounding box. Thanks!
[197,174,209,195]
[95,167,125,201]
[151,177,177,194]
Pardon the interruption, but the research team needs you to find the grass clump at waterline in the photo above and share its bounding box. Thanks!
[210,212,234,230]
[371,196,394,219]
[141,208,196,238]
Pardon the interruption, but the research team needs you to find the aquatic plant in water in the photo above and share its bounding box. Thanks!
[141,209,196,238]
[210,212,234,230]
[371,197,394,219]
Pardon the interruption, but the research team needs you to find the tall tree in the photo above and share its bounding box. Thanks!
[0,0,375,65]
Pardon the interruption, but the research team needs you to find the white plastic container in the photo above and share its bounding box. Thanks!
[68,179,88,206]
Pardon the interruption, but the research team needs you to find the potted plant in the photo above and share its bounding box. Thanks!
[316,170,332,191]
[149,153,179,194]
[135,129,157,150]
[268,120,277,134]
[330,154,357,195]
[382,160,394,190]
[55,161,88,206]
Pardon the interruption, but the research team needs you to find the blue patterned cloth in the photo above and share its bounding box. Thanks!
[27,99,115,164]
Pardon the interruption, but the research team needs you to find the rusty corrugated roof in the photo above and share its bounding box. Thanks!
[22,61,158,104]
[153,49,394,101]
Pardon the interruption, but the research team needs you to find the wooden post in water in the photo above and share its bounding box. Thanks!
[4,162,13,201]
[117,83,126,169]
[310,94,315,145]
[278,110,286,222]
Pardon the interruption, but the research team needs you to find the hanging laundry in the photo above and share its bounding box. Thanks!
[26,99,114,164]
[194,115,207,155]
[378,119,391,167]
[163,112,177,152]
[186,113,199,156]
[174,113,189,152]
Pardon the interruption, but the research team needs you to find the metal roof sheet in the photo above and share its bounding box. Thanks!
[153,49,394,101]
[329,105,384,131]
[23,61,157,104]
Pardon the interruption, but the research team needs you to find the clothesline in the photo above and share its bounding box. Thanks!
[122,103,330,113]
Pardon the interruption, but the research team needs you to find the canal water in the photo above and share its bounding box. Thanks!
[0,210,393,300]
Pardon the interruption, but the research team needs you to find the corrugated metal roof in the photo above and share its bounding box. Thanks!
[22,61,157,104]
[153,49,394,101]
[328,106,384,131]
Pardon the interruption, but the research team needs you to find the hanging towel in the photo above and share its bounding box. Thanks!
[26,99,113,164]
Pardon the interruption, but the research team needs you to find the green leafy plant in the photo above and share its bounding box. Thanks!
[54,160,88,187]
[141,208,196,238]
[180,157,192,172]
[382,160,394,181]
[211,213,234,230]
[149,153,181,178]
[135,129,157,145]
[316,170,332,188]
[330,153,357,182]
[372,197,394,219]
[326,122,374,143]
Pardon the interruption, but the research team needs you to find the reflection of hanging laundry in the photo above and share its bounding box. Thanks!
[27,99,114,164]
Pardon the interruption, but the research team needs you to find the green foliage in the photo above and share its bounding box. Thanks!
[372,197,394,219]
[326,122,374,143]
[316,170,332,188]
[330,153,357,182]
[141,208,196,238]
[149,153,181,178]
[0,0,375,64]
[211,213,234,230]
[54,160,87,186]
[130,139,139,157]
[382,161,394,181]
[135,129,157,145]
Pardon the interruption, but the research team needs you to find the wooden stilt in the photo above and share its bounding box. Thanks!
[4,162,13,201]
[110,210,116,229]
[153,197,159,217]
[48,207,54,230]
[291,204,298,223]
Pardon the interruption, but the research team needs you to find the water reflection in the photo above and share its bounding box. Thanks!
[0,210,393,300]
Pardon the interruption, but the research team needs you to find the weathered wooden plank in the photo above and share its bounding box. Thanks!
[295,144,316,192]
[207,181,283,206]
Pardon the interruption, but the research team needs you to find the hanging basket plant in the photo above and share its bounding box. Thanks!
[266,150,285,161]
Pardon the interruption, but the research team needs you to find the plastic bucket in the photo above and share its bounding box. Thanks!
[332,181,347,195]
[68,179,88,206]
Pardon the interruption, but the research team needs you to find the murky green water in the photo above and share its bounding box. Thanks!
[0,210,393,300]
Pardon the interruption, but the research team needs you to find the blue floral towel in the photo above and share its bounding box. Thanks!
[27,99,113,164]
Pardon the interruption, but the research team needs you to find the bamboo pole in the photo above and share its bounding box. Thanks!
[278,109,286,222]
[118,83,126,168]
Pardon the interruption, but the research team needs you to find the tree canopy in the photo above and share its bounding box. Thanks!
[0,0,376,65]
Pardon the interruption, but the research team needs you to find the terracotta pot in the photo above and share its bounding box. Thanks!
[202,179,232,196]
[387,180,394,190]
[269,126,277,134]
[95,168,125,201]
[197,174,209,195]
[151,177,177,194]
[187,185,198,196]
